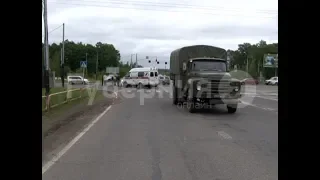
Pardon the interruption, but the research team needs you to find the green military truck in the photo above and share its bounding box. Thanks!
[170,45,241,113]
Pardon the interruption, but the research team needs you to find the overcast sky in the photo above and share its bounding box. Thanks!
[43,0,278,68]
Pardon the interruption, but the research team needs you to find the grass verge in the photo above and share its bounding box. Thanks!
[42,87,81,111]
[42,87,68,96]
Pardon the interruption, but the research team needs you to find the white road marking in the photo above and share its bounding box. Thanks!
[240,101,259,108]
[263,107,276,111]
[217,131,232,140]
[241,100,277,112]
[241,92,257,95]
[256,96,278,101]
[42,105,112,174]
[241,93,278,101]
[159,86,169,93]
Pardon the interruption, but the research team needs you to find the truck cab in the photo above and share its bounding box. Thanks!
[170,45,241,113]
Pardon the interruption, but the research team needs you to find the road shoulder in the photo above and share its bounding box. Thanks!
[42,91,118,166]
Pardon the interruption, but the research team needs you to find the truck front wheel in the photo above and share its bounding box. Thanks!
[187,99,196,113]
[227,104,237,113]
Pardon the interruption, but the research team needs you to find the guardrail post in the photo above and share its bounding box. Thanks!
[80,88,82,98]
[64,90,67,103]
[66,89,71,102]
[46,95,51,112]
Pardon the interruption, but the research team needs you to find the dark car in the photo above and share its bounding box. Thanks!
[160,76,170,85]
[163,76,170,85]
[240,78,258,85]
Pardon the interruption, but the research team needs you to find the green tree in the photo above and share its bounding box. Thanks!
[227,40,278,79]
[46,40,122,78]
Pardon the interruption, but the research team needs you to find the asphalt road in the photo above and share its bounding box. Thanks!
[43,85,278,180]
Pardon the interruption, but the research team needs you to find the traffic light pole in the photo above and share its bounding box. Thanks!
[146,56,159,67]
[61,23,65,87]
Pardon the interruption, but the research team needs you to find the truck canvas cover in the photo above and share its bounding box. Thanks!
[170,45,227,74]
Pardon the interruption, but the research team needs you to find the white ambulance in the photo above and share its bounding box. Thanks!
[122,67,159,88]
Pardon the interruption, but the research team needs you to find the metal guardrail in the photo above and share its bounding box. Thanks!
[42,88,89,112]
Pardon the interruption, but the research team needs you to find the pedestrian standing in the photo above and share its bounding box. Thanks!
[101,75,104,86]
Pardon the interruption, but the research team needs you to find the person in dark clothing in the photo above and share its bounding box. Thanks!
[110,76,114,85]
[101,75,104,86]
[116,75,120,87]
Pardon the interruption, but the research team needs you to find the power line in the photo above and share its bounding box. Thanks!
[48,1,277,18]
[42,24,63,37]
[50,0,277,14]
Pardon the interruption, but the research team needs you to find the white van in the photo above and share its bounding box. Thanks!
[122,67,159,88]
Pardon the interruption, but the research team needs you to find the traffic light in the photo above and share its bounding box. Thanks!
[165,62,167,65]
[157,61,159,64]
[148,60,151,63]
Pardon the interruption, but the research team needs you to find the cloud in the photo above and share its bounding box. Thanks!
[44,0,278,68]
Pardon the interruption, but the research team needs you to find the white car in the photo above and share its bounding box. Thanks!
[67,76,89,85]
[265,77,278,85]
[104,74,116,81]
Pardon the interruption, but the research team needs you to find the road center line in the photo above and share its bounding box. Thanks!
[42,105,112,175]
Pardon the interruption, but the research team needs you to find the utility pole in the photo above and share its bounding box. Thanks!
[165,62,167,74]
[60,48,63,79]
[43,0,50,95]
[130,54,133,68]
[246,57,249,73]
[96,51,99,80]
[83,53,87,82]
[257,59,260,74]
[246,56,249,77]
[61,23,65,87]
[136,53,138,67]
[274,54,278,77]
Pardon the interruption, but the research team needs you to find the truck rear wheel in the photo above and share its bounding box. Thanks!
[227,104,237,113]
